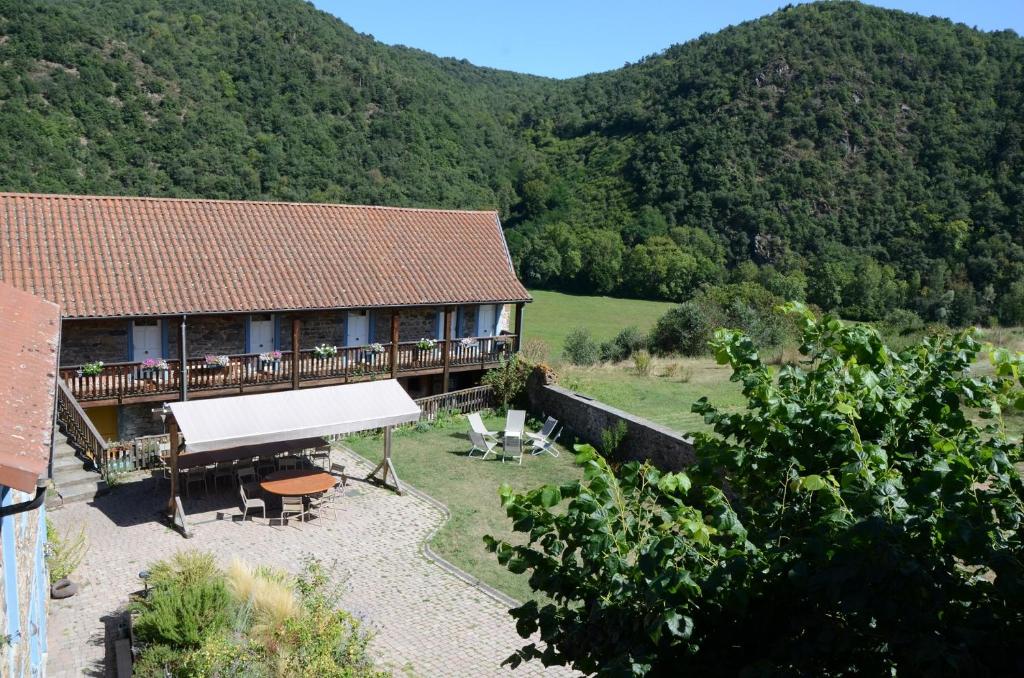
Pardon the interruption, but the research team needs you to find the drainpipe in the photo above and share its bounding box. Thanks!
[179,314,188,402]
[0,478,47,517]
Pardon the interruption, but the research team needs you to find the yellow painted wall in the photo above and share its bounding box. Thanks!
[86,405,119,442]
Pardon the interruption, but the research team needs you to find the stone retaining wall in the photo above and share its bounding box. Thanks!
[527,374,695,471]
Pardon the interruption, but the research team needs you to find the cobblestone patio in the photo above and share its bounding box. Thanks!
[46,448,573,677]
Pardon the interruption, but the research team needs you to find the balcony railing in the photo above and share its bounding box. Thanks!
[59,335,516,403]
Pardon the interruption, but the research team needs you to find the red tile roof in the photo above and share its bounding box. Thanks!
[0,193,530,318]
[0,282,60,493]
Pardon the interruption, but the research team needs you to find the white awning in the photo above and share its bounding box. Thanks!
[168,380,420,453]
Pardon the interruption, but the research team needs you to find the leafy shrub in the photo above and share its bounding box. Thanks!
[482,354,531,411]
[45,519,88,584]
[599,420,628,456]
[133,553,384,676]
[648,302,714,356]
[489,304,1024,675]
[632,349,652,376]
[562,327,599,365]
[880,307,924,336]
[599,326,648,363]
[134,552,231,649]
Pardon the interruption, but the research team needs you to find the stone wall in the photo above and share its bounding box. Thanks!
[119,403,165,439]
[0,488,49,677]
[168,315,245,358]
[526,371,695,471]
[60,319,129,365]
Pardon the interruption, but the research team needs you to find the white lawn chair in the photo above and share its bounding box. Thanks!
[526,417,558,444]
[239,484,266,522]
[531,427,561,457]
[468,429,499,460]
[502,433,524,465]
[505,410,526,436]
[467,412,498,441]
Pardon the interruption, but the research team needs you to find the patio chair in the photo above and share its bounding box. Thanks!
[278,456,300,471]
[183,467,207,496]
[255,456,277,479]
[467,413,498,441]
[468,429,499,461]
[530,428,561,458]
[239,483,266,522]
[502,433,524,466]
[279,496,310,528]
[308,444,332,470]
[505,410,526,436]
[307,490,336,521]
[329,462,347,480]
[211,461,236,491]
[526,417,558,444]
[236,465,258,487]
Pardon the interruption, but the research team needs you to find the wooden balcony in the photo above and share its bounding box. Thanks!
[60,336,516,407]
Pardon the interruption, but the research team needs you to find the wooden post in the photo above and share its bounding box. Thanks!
[441,306,453,393]
[367,425,403,495]
[179,315,188,402]
[389,310,400,378]
[167,416,180,517]
[514,302,524,353]
[291,316,301,390]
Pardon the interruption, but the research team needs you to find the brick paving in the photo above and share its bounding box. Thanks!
[46,448,574,677]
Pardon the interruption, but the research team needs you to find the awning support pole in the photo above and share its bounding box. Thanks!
[367,425,403,495]
[165,415,192,538]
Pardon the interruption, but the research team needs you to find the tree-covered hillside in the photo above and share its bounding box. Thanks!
[1,0,1022,324]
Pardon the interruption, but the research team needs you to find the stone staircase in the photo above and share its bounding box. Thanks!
[48,429,107,508]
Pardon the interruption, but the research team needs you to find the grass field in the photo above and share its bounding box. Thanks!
[345,414,582,602]
[523,289,673,361]
[560,358,745,436]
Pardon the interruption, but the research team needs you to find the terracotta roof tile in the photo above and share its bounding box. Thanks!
[0,193,530,318]
[0,281,60,493]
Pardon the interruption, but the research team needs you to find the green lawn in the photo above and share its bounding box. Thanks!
[344,414,582,602]
[561,357,746,436]
[523,289,673,361]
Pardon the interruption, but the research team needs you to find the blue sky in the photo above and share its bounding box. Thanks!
[311,1,1024,79]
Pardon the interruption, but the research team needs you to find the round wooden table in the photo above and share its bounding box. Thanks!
[260,469,336,497]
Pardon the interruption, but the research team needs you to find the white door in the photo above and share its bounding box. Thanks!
[250,314,274,353]
[477,304,496,337]
[132,319,162,362]
[346,310,369,346]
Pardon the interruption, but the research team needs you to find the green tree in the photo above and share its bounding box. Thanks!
[488,306,1024,675]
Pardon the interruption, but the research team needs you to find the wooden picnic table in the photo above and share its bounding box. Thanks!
[260,469,336,497]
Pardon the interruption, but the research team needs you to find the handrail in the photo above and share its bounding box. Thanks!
[55,379,110,474]
[414,384,495,422]
[59,335,517,402]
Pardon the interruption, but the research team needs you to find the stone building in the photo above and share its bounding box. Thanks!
[0,193,530,442]
[0,282,60,676]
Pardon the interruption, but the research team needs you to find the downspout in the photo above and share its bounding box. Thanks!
[0,478,47,517]
[179,314,188,402]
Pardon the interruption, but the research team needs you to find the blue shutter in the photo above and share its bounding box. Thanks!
[341,312,347,347]
[494,304,502,335]
[455,307,464,338]
[368,310,375,343]
[160,320,170,358]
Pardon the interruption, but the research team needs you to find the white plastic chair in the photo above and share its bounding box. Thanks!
[467,413,499,441]
[502,433,523,465]
[531,428,561,457]
[239,483,266,522]
[279,496,310,528]
[468,429,499,460]
[526,417,558,444]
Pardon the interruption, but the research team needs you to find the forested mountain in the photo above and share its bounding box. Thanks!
[1,0,1022,323]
